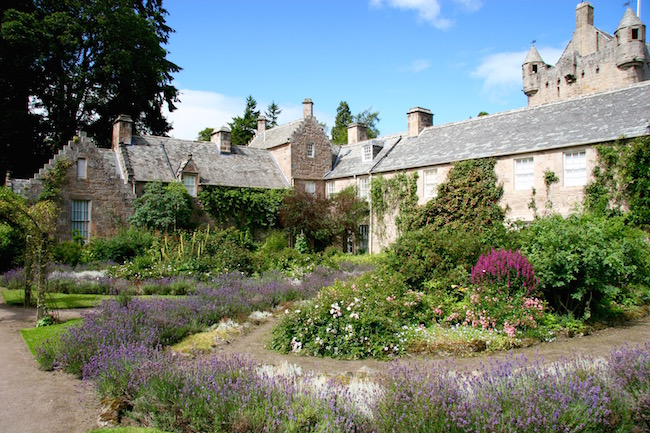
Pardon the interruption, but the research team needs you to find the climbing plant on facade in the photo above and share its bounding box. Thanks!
[370,172,419,240]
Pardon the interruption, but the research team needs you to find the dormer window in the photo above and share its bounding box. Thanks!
[362,144,372,162]
[182,173,197,197]
[307,142,315,158]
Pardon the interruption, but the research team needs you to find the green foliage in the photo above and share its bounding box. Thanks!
[196,127,213,142]
[228,95,259,146]
[52,241,84,266]
[520,213,650,319]
[0,223,23,272]
[385,226,485,290]
[109,228,255,280]
[129,181,193,232]
[331,101,353,144]
[279,189,333,250]
[329,186,369,249]
[89,227,155,263]
[38,158,72,202]
[414,158,506,233]
[586,136,650,228]
[260,230,288,253]
[265,101,281,128]
[355,108,380,139]
[294,233,309,254]
[477,111,489,117]
[198,185,286,235]
[271,270,423,359]
[1,0,180,177]
[371,172,419,237]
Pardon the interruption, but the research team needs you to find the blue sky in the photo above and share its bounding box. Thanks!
[162,1,643,140]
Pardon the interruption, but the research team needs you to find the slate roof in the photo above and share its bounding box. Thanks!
[325,133,404,179]
[372,82,650,173]
[248,119,302,149]
[124,136,288,189]
[618,7,643,29]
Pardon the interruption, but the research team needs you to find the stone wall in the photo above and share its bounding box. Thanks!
[21,135,135,241]
[268,143,292,183]
[289,117,333,181]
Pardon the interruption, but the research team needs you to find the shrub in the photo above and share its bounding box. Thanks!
[90,227,154,263]
[52,241,84,266]
[471,249,539,296]
[129,181,194,232]
[520,213,650,319]
[385,226,486,290]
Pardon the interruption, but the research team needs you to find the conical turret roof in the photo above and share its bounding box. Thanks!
[617,8,643,30]
[524,45,544,64]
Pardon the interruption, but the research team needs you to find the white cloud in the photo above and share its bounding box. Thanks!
[470,46,564,101]
[370,0,452,29]
[163,90,335,141]
[410,59,432,73]
[163,89,244,140]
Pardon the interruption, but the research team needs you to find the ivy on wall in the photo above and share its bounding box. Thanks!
[370,172,419,239]
[38,158,72,202]
[585,136,650,228]
[199,186,287,235]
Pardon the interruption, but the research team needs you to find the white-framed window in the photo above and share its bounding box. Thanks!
[359,177,370,201]
[307,142,315,158]
[326,181,336,199]
[77,158,87,179]
[71,200,90,242]
[423,168,438,198]
[514,157,534,190]
[564,150,587,186]
[305,181,316,196]
[182,174,197,197]
[362,144,372,162]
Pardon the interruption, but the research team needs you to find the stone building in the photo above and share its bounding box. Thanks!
[11,2,650,251]
[523,2,649,106]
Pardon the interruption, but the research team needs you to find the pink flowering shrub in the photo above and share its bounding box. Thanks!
[460,249,546,337]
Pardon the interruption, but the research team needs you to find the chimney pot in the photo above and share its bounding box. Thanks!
[347,123,368,144]
[302,98,314,118]
[407,107,433,137]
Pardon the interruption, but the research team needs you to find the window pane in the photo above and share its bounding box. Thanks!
[326,182,335,198]
[424,169,437,197]
[514,157,534,190]
[305,181,316,195]
[307,143,314,158]
[71,200,90,240]
[77,158,87,179]
[359,177,370,200]
[182,174,196,196]
[564,151,586,186]
[363,145,372,162]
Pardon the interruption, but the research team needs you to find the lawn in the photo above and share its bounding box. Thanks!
[2,289,109,309]
[20,319,82,357]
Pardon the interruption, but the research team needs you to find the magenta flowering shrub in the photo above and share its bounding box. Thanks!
[471,249,539,296]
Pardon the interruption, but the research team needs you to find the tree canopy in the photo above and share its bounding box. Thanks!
[129,181,193,232]
[331,101,380,144]
[265,101,281,128]
[0,0,180,180]
[229,96,260,146]
[197,127,214,142]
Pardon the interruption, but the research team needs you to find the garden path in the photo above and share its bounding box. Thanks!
[219,314,650,375]
[0,297,99,433]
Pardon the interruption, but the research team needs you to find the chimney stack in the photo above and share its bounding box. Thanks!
[211,126,232,153]
[302,98,313,118]
[575,2,594,29]
[257,115,267,133]
[407,107,433,137]
[347,123,368,144]
[112,114,133,150]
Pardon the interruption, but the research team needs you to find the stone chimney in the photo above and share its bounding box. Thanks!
[574,2,597,56]
[257,116,267,133]
[302,98,313,118]
[407,107,433,137]
[347,123,368,144]
[112,114,133,150]
[210,126,231,153]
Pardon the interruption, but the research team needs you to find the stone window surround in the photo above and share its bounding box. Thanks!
[307,142,315,158]
[514,157,535,190]
[423,168,438,198]
[71,199,91,242]
[77,158,87,179]
[564,150,587,187]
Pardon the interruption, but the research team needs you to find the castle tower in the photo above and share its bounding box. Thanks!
[615,8,647,69]
[522,45,545,97]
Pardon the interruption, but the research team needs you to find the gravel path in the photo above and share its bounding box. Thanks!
[0,300,99,433]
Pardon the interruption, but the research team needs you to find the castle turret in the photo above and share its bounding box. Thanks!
[615,8,646,69]
[522,45,545,97]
